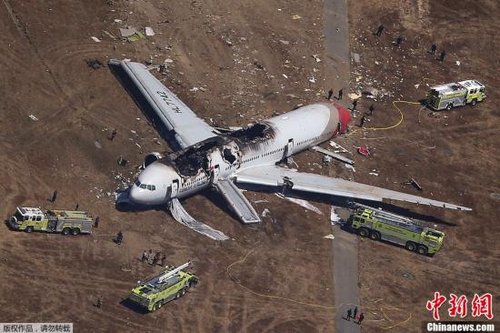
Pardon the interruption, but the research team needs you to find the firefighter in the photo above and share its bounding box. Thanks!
[141,250,148,263]
[439,50,446,62]
[359,115,367,128]
[346,308,352,321]
[327,88,334,100]
[394,35,403,47]
[115,231,123,245]
[338,88,343,100]
[51,190,58,203]
[429,43,437,54]
[357,312,365,325]
[375,24,384,37]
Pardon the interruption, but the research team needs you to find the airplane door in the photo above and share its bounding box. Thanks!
[210,165,220,183]
[171,179,179,197]
[285,138,294,157]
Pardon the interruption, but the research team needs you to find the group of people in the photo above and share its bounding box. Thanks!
[141,249,166,266]
[345,306,364,325]
[374,24,446,61]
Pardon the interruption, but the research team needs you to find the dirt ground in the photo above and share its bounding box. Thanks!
[0,0,498,332]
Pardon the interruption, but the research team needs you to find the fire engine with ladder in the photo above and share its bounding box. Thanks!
[348,203,445,256]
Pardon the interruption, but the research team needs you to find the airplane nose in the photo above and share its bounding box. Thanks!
[129,185,143,204]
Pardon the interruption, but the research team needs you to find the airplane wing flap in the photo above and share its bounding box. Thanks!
[215,179,261,224]
[110,59,217,149]
[235,166,472,211]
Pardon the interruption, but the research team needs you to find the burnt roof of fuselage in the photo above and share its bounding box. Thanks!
[226,122,276,143]
[160,136,227,177]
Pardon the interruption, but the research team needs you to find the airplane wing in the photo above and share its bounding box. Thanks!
[234,165,472,211]
[109,59,218,149]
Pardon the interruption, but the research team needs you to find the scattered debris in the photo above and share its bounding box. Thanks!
[312,54,321,63]
[369,172,379,176]
[402,271,415,280]
[28,114,39,121]
[91,36,101,43]
[292,14,302,20]
[145,26,155,37]
[311,146,354,165]
[308,76,316,83]
[261,208,271,217]
[345,164,356,172]
[323,155,333,163]
[414,84,420,89]
[329,141,350,153]
[330,206,341,225]
[348,92,362,100]
[275,193,323,215]
[103,30,116,40]
[253,200,269,204]
[410,177,423,191]
[117,156,128,166]
[351,52,360,63]
[456,61,460,66]
[357,145,370,156]
[324,234,335,240]
[279,39,289,45]
[113,19,122,23]
[119,27,145,41]
[94,141,102,149]
[490,193,500,200]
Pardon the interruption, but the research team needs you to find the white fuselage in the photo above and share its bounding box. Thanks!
[129,103,350,205]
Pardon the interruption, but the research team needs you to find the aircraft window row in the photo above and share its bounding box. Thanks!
[135,180,156,191]
[262,147,284,157]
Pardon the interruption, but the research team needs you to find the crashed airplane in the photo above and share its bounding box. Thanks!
[110,59,471,240]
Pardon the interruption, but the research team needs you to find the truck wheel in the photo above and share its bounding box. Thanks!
[471,99,477,106]
[370,231,381,241]
[446,103,453,110]
[25,226,34,233]
[181,288,187,296]
[405,242,417,252]
[359,228,369,237]
[62,228,71,236]
[175,291,182,299]
[417,245,428,255]
[71,228,80,236]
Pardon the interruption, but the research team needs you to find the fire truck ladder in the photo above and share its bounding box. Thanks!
[351,202,425,232]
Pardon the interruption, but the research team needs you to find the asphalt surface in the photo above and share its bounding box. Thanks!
[323,0,361,332]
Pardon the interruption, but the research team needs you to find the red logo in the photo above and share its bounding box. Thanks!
[426,292,494,321]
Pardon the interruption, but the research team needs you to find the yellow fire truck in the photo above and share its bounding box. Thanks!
[8,206,93,235]
[428,80,486,111]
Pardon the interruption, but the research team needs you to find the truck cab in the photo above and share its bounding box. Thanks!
[9,207,46,232]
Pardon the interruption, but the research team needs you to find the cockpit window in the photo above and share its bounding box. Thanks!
[147,185,153,190]
[140,184,147,189]
[135,179,141,187]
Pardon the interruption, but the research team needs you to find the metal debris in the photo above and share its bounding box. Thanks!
[145,26,155,37]
[28,114,39,121]
[91,36,101,43]
[275,193,323,215]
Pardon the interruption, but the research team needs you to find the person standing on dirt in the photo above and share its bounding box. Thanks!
[369,104,375,115]
[338,89,343,100]
[352,99,358,111]
[147,249,154,264]
[50,190,58,203]
[429,43,437,54]
[357,312,364,325]
[394,35,403,47]
[75,202,79,211]
[109,128,117,141]
[327,88,334,100]
[96,297,102,308]
[346,308,352,321]
[94,216,100,228]
[375,24,385,37]
[439,50,446,62]
[359,115,367,128]
[159,254,167,266]
[353,306,358,320]
[115,231,123,245]
[141,250,148,263]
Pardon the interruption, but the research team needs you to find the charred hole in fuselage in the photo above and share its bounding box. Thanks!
[163,139,223,177]
[223,148,236,164]
[227,122,275,143]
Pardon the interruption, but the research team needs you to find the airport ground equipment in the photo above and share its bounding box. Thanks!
[8,206,93,235]
[427,80,486,110]
[126,262,198,312]
[348,203,445,255]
